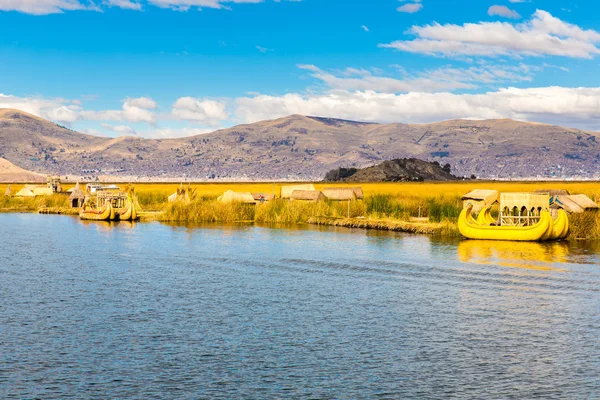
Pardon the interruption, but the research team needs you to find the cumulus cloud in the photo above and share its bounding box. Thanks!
[0,93,76,121]
[103,0,142,9]
[397,1,422,13]
[235,86,600,130]
[143,126,217,138]
[488,5,521,19]
[298,63,536,93]
[0,0,98,14]
[81,97,158,123]
[0,0,268,14]
[101,123,137,135]
[380,10,600,59]
[172,97,228,125]
[147,0,262,11]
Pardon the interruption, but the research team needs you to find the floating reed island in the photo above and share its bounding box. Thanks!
[2,180,600,240]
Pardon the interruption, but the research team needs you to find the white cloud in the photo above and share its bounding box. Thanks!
[147,0,262,11]
[397,2,422,13]
[101,123,137,135]
[361,25,369,32]
[103,0,142,9]
[0,0,97,14]
[235,86,600,130]
[380,10,600,59]
[488,5,520,19]
[0,93,75,121]
[172,97,228,125]
[298,63,536,93]
[0,0,269,14]
[80,97,158,123]
[144,126,217,138]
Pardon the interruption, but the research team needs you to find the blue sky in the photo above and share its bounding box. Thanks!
[1,0,600,137]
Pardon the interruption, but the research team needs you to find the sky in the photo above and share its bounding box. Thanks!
[1,0,600,137]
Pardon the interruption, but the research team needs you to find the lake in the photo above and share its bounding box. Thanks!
[1,213,600,398]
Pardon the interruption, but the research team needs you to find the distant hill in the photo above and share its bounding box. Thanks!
[324,158,459,182]
[1,108,600,181]
[0,157,44,183]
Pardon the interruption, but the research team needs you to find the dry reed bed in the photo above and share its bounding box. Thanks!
[307,216,457,236]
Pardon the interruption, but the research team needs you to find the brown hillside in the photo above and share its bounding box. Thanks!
[1,108,599,180]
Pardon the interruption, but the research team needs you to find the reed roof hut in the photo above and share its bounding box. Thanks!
[15,186,35,197]
[4,184,11,197]
[461,189,499,213]
[32,187,53,196]
[322,188,358,201]
[281,184,316,199]
[217,190,256,204]
[68,182,86,208]
[290,190,326,202]
[534,189,570,196]
[552,194,599,213]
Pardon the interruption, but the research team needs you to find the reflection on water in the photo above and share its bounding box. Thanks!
[457,240,570,271]
[1,214,600,398]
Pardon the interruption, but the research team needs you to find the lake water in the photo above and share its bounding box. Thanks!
[1,213,600,399]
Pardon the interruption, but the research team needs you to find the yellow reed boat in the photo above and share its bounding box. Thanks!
[475,206,496,225]
[459,204,552,241]
[117,198,138,221]
[80,201,113,221]
[549,209,569,240]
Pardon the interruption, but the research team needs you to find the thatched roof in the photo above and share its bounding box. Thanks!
[500,192,549,210]
[461,189,499,204]
[351,187,364,199]
[281,184,316,198]
[290,190,326,201]
[32,187,53,196]
[4,184,11,197]
[217,190,256,204]
[322,188,357,201]
[252,193,275,201]
[553,194,599,213]
[68,182,86,200]
[534,189,570,196]
[15,187,35,197]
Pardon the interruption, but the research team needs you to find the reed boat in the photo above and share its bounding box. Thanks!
[80,201,113,221]
[459,204,552,241]
[549,209,569,240]
[117,198,138,221]
[476,206,497,225]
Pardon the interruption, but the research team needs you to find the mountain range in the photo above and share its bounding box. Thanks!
[1,108,599,181]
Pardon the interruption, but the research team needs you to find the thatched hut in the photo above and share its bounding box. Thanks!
[322,188,358,201]
[33,187,53,196]
[4,184,11,197]
[68,182,86,208]
[290,190,326,202]
[15,186,35,197]
[462,189,499,214]
[217,190,256,204]
[552,194,599,213]
[281,184,316,199]
[534,189,570,196]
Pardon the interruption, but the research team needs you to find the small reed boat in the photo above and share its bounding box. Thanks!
[459,204,552,241]
[117,197,138,221]
[80,201,113,221]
